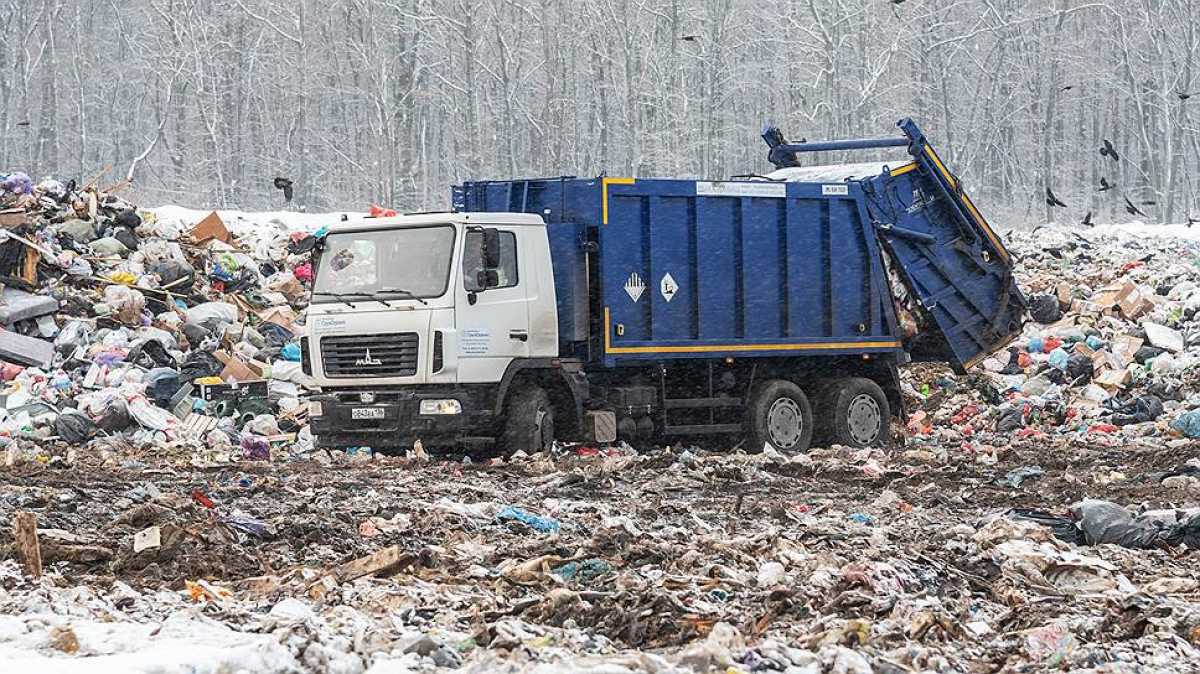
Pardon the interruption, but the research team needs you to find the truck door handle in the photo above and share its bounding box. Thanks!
[509,330,528,342]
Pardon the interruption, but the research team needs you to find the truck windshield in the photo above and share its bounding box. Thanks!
[312,225,455,302]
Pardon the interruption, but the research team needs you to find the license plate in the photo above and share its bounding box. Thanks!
[351,407,385,420]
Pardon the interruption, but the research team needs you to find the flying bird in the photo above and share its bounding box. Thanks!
[1124,197,1146,217]
[1099,177,1114,192]
[680,35,699,42]
[1142,200,1158,206]
[273,176,294,202]
[1061,85,1074,91]
[1179,92,1193,101]
[1100,139,1120,162]
[1187,215,1198,228]
[1045,187,1068,208]
[1081,211,1094,227]
[15,121,29,127]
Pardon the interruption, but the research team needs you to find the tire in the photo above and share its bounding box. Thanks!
[745,379,814,453]
[815,377,891,448]
[501,385,555,452]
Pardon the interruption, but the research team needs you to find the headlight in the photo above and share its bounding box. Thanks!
[308,401,324,417]
[419,399,462,415]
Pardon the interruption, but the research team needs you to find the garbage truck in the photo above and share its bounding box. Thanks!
[303,118,1025,453]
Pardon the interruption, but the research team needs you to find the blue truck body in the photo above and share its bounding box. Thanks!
[452,118,1025,375]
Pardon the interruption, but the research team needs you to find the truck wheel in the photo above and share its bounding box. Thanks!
[818,378,891,448]
[746,379,813,453]
[502,385,555,452]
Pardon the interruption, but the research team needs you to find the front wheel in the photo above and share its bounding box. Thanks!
[501,385,555,453]
[745,379,813,453]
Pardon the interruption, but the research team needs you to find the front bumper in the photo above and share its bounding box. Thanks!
[308,386,495,448]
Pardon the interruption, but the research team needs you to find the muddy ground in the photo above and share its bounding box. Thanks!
[3,430,1200,672]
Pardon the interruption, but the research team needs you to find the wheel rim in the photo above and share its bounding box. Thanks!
[846,393,881,445]
[766,397,804,449]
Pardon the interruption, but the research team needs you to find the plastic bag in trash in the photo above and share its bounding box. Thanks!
[1029,294,1062,324]
[1047,347,1069,371]
[280,343,301,362]
[180,351,224,382]
[55,411,97,444]
[496,505,561,533]
[97,398,132,432]
[1070,500,1171,549]
[187,302,238,326]
[1065,354,1094,383]
[1110,396,1164,426]
[1171,410,1200,438]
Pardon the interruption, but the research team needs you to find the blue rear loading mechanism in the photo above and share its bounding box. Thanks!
[448,117,1026,451]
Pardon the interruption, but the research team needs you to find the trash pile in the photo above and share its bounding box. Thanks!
[903,225,1200,455]
[0,171,324,468]
[4,439,1200,673]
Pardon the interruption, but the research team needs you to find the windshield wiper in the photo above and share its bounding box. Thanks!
[314,290,403,309]
[312,291,360,308]
[376,287,428,306]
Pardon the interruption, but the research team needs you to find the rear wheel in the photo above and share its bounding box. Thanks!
[746,379,813,453]
[501,385,555,452]
[816,377,890,448]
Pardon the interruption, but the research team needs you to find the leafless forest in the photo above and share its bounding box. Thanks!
[1,0,1198,226]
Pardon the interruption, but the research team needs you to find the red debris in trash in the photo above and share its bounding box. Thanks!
[952,404,979,424]
[369,204,398,218]
[576,446,599,457]
[191,489,215,508]
[1089,423,1119,434]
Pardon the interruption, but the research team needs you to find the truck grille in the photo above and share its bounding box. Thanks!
[320,333,419,377]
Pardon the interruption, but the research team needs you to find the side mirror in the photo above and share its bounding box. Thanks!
[475,269,500,290]
[481,228,501,270]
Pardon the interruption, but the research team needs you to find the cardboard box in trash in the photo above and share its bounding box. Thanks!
[1094,366,1133,389]
[1114,283,1154,320]
[189,211,233,245]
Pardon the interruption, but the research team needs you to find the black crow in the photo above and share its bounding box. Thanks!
[1045,187,1068,208]
[1081,211,1094,227]
[1124,197,1146,217]
[1100,139,1120,162]
[1099,177,1114,192]
[273,177,294,202]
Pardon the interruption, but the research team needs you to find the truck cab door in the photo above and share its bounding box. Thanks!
[455,227,530,383]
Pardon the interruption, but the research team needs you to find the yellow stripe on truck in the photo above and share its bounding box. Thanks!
[601,177,635,224]
[603,307,900,355]
[889,162,918,177]
[922,146,1010,265]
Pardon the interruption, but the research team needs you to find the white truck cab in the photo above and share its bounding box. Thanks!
[304,212,580,450]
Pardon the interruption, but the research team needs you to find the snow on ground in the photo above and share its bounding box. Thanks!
[1088,221,1200,242]
[0,608,301,674]
[148,205,369,236]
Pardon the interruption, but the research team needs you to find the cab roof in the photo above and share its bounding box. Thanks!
[324,211,545,234]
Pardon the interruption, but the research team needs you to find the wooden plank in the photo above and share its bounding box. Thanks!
[13,511,42,578]
[333,545,412,583]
